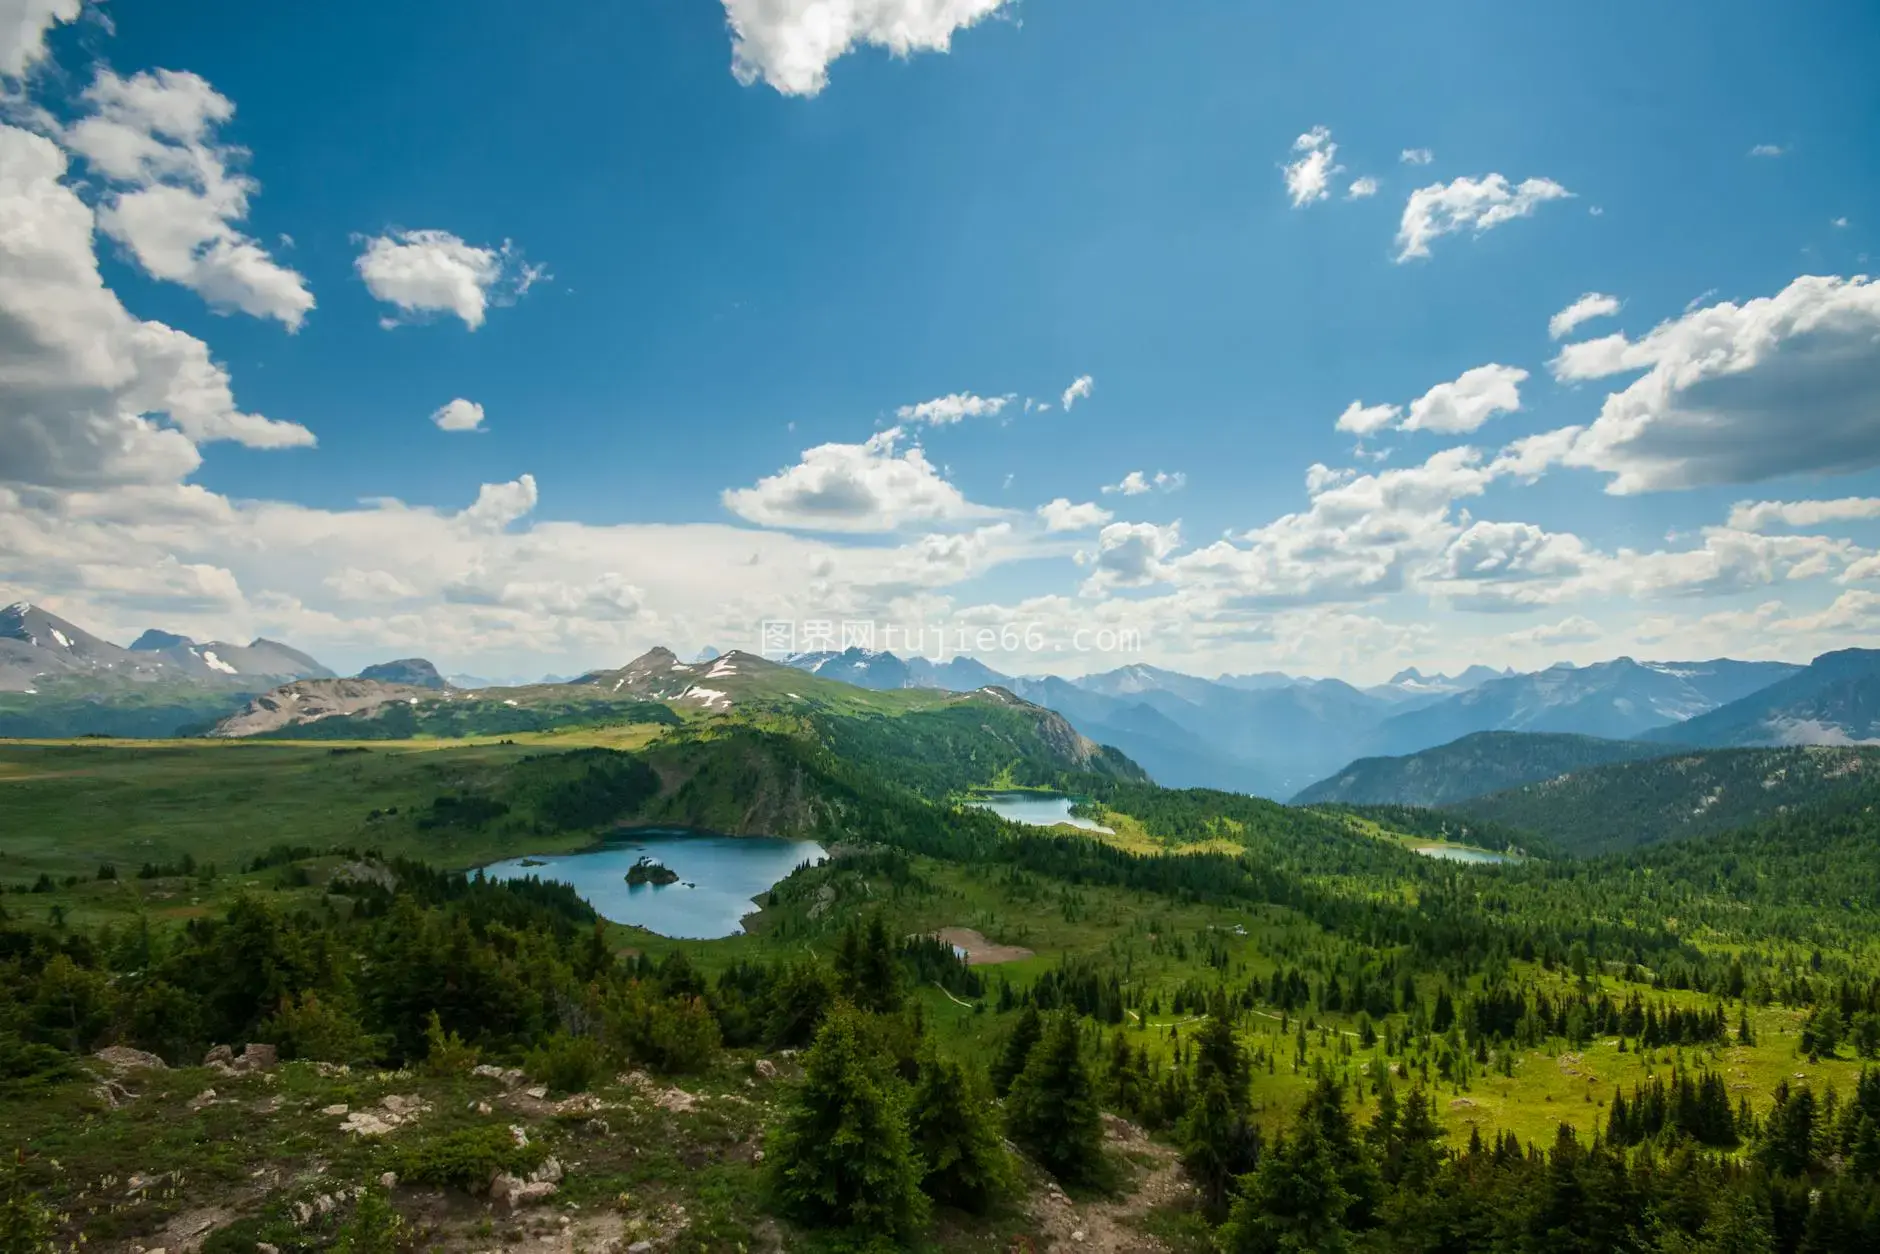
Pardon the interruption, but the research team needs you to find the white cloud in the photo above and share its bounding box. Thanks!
[1832,217,1849,229]
[1346,176,1379,200]
[325,568,420,602]
[1748,144,1785,158]
[1036,498,1112,532]
[0,0,78,79]
[1395,173,1573,261]
[0,124,313,489]
[356,229,538,329]
[432,398,486,433]
[1283,126,1342,208]
[462,474,538,531]
[722,427,992,532]
[895,391,1011,425]
[1103,470,1185,496]
[1168,447,1498,607]
[1728,497,1880,532]
[1079,520,1181,592]
[1504,615,1602,647]
[720,0,1012,97]
[1428,519,1590,582]
[1400,148,1433,166]
[1548,292,1621,340]
[1548,274,1880,493]
[1060,374,1094,410]
[61,69,314,330]
[1404,363,1528,434]
[1335,401,1401,436]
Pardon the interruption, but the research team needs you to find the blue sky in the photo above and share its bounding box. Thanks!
[2,0,1878,681]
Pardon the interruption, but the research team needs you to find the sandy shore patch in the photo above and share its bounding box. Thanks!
[933,926,1034,965]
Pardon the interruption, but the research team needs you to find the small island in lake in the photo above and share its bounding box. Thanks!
[518,857,547,867]
[625,856,679,887]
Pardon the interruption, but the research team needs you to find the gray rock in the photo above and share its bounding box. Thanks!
[93,1045,167,1071]
[203,1044,234,1067]
[238,1043,278,1071]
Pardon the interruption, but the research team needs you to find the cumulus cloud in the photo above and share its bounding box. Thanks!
[61,69,314,329]
[1283,126,1343,208]
[1346,176,1379,200]
[1036,498,1112,532]
[1547,275,1880,493]
[1335,365,1526,438]
[1400,148,1433,166]
[1428,519,1590,582]
[1335,401,1402,436]
[1395,173,1572,261]
[722,428,992,532]
[1548,292,1620,340]
[1080,520,1181,592]
[431,398,486,433]
[1168,447,1499,607]
[0,124,313,489]
[1,0,78,79]
[461,474,538,531]
[355,229,540,329]
[1728,497,1880,532]
[1503,615,1602,647]
[1103,470,1185,496]
[720,0,1012,97]
[1060,374,1094,410]
[895,391,1011,425]
[1748,144,1785,158]
[1404,364,1528,433]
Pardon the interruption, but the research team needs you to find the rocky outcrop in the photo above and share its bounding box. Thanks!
[208,678,435,737]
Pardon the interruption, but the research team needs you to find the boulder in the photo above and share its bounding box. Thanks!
[753,1058,778,1080]
[237,1043,278,1071]
[203,1044,234,1067]
[488,1172,559,1210]
[93,1045,166,1071]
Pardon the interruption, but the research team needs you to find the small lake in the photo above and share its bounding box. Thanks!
[968,792,1113,834]
[481,832,826,939]
[1414,845,1512,864]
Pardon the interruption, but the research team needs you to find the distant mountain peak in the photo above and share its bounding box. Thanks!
[357,658,447,689]
[130,629,194,651]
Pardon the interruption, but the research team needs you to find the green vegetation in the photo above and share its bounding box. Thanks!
[1292,730,1678,807]
[7,696,1880,1250]
[256,695,681,740]
[1453,744,1880,855]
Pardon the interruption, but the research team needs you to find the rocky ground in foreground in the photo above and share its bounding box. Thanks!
[10,1045,1198,1254]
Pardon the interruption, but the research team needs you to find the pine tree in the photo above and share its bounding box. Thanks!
[1179,1073,1262,1219]
[765,1006,927,1238]
[907,1049,1011,1214]
[1005,1011,1104,1185]
[833,914,903,1014]
[990,1005,1042,1096]
[1219,1122,1355,1254]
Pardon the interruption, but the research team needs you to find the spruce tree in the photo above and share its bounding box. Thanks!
[765,1006,927,1239]
[1005,1011,1104,1185]
[907,1048,1012,1214]
[1179,1073,1262,1219]
[991,1004,1042,1096]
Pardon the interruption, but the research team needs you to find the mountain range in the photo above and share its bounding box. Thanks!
[3,599,1876,800]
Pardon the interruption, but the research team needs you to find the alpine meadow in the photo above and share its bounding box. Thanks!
[5,3,1880,1253]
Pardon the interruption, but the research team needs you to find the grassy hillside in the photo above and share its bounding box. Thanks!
[1292,730,1679,807]
[0,675,252,738]
[8,727,1880,1251]
[1453,744,1880,856]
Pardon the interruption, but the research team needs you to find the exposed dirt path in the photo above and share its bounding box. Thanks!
[933,926,1034,964]
[1024,1115,1194,1252]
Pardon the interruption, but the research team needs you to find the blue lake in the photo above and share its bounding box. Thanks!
[481,832,826,939]
[968,792,1113,833]
[1414,845,1512,864]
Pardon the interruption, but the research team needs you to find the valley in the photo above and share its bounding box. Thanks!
[6,609,1880,1252]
